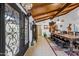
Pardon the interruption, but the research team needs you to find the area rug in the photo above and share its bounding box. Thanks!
[65,51,79,56]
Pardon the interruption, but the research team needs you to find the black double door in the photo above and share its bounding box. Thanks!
[0,3,29,56]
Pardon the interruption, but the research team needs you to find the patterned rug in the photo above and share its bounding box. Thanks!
[48,39,79,56]
[50,41,79,56]
[65,51,79,56]
[52,45,79,56]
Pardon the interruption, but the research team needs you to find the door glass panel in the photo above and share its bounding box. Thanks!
[5,4,20,56]
[25,18,28,45]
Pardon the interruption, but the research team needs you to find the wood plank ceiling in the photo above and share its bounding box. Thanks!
[31,3,79,22]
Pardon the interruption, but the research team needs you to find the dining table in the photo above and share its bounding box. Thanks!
[61,34,79,51]
[54,32,79,53]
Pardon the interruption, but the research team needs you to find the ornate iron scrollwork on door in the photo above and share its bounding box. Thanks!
[5,4,20,56]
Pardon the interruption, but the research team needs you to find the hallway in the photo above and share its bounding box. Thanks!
[24,36,68,56]
[0,3,79,56]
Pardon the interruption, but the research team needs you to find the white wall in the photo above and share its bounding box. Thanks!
[29,16,34,47]
[36,19,51,37]
[52,7,79,32]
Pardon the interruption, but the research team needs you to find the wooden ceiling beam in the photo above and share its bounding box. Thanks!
[34,11,58,19]
[56,4,79,17]
[68,3,79,7]
[32,9,60,17]
[34,3,79,22]
[32,3,52,10]
[34,13,55,20]
[36,3,71,20]
[32,3,65,17]
[51,3,71,19]
[36,19,48,23]
[35,15,50,20]
[35,17,50,22]
[62,4,79,12]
